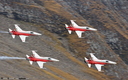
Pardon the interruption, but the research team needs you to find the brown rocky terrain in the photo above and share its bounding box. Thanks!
[0,0,127,80]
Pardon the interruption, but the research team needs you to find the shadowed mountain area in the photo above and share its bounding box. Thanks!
[0,0,128,80]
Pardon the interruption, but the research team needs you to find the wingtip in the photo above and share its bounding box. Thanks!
[70,20,76,21]
[14,24,20,26]
[89,53,95,56]
[31,50,37,52]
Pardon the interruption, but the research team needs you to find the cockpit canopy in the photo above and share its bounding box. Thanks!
[30,32,33,34]
[86,27,89,29]
[106,60,109,63]
[48,57,51,60]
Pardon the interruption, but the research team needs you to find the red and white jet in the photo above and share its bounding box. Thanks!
[9,24,42,42]
[84,53,116,71]
[65,20,97,38]
[26,50,59,69]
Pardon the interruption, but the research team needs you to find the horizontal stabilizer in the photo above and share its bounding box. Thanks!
[84,57,91,68]
[65,24,69,28]
[65,24,72,34]
[26,55,33,65]
[26,55,29,58]
[9,28,15,38]
[9,28,12,32]
[84,57,88,61]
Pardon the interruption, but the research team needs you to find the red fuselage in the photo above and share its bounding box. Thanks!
[11,31,35,36]
[67,27,91,31]
[87,60,107,65]
[28,57,53,62]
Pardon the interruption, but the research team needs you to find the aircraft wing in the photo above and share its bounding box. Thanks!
[90,53,98,60]
[95,64,104,71]
[75,31,83,38]
[70,20,78,27]
[14,24,23,32]
[37,61,46,68]
[32,50,40,58]
[19,35,28,42]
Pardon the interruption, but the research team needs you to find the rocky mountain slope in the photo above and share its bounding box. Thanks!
[0,0,128,80]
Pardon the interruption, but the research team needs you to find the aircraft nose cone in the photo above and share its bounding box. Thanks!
[38,33,42,35]
[35,32,42,35]
[52,58,59,61]
[55,59,59,61]
[92,28,97,31]
[110,61,117,64]
[89,28,97,31]
[112,62,117,64]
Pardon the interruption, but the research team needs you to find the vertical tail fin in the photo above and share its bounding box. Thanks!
[26,55,33,65]
[84,57,91,68]
[9,28,15,38]
[65,24,72,34]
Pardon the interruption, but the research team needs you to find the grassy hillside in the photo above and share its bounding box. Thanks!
[0,0,128,80]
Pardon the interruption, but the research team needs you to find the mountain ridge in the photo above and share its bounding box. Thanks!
[0,0,128,80]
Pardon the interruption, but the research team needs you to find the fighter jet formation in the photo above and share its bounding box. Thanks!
[0,20,117,74]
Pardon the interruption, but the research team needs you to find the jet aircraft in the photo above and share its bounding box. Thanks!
[65,20,97,38]
[84,53,116,71]
[26,50,59,69]
[9,24,42,42]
